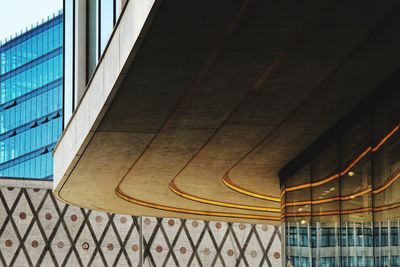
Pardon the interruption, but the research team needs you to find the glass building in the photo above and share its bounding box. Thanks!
[0,11,63,180]
[64,0,123,126]
[281,76,400,266]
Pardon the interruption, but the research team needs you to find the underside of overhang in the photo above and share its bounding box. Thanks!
[54,0,400,224]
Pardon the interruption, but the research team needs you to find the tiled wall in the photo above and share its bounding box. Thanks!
[0,187,281,266]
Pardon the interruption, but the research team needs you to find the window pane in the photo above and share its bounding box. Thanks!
[88,0,99,78]
[100,0,114,53]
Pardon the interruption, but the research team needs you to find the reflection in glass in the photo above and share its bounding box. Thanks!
[283,88,400,266]
[64,0,74,126]
[0,13,63,180]
[100,0,114,54]
[285,164,312,266]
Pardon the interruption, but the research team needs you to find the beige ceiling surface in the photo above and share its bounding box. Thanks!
[55,0,400,224]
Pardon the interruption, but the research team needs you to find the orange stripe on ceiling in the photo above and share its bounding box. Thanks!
[222,174,281,202]
[115,120,399,219]
[115,186,281,221]
[169,180,280,212]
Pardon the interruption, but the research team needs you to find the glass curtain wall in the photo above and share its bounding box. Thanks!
[64,0,74,127]
[282,87,400,266]
[0,12,63,180]
[64,0,123,125]
[87,0,120,78]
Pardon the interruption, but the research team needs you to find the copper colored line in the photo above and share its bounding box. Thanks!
[169,180,280,213]
[115,186,281,221]
[282,201,400,218]
[372,124,399,152]
[280,124,399,197]
[222,174,281,202]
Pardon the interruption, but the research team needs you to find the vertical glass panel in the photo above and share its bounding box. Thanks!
[372,90,400,221]
[64,0,74,126]
[372,89,400,264]
[115,0,121,22]
[340,118,373,266]
[284,85,400,266]
[100,0,114,54]
[340,118,372,222]
[88,0,99,78]
[311,142,340,266]
[285,164,312,267]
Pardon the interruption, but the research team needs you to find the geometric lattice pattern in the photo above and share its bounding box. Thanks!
[0,187,281,266]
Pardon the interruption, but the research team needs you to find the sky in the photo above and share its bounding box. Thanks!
[0,0,62,42]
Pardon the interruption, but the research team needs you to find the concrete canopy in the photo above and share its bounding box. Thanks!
[54,0,400,224]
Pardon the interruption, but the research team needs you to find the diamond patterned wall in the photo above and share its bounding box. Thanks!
[0,186,281,266]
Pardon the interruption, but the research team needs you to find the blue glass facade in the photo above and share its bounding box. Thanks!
[0,12,63,180]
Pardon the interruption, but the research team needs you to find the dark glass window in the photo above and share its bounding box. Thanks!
[289,227,298,246]
[299,227,308,247]
[311,227,317,248]
[284,86,400,264]
[391,256,400,267]
[320,257,335,267]
[347,227,354,246]
[321,228,335,247]
[391,227,399,246]
[380,227,388,246]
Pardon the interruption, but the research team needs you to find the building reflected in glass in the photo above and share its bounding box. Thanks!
[0,11,63,180]
[281,83,400,266]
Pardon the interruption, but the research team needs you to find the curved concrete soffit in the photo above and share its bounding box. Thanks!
[163,57,287,213]
[114,185,281,221]
[222,173,281,202]
[168,179,280,213]
[163,55,289,211]
[112,44,287,222]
